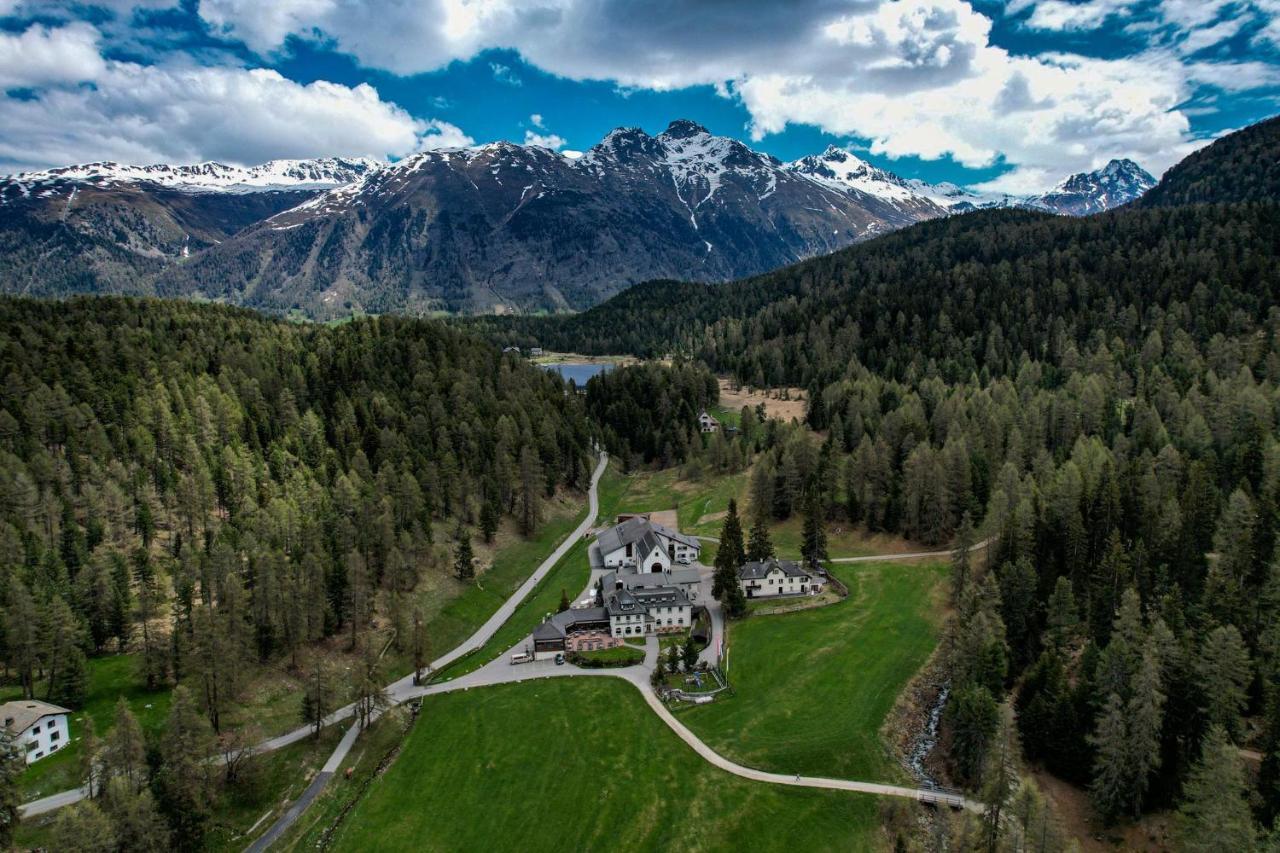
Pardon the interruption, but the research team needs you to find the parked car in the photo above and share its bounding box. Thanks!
[510,651,533,665]
[554,653,565,665]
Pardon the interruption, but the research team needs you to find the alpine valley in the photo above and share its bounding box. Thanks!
[0,120,1154,318]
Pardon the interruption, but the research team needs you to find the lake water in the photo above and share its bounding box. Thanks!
[541,362,614,385]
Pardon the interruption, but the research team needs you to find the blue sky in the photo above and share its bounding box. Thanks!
[1,0,1277,192]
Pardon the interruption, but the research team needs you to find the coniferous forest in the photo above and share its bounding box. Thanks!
[476,116,1280,841]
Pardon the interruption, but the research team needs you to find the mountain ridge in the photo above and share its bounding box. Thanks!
[0,122,1157,316]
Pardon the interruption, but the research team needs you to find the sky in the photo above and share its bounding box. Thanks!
[0,0,1277,193]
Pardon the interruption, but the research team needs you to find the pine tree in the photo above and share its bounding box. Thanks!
[1089,691,1130,823]
[102,777,168,853]
[1195,625,1251,738]
[301,655,338,738]
[0,728,21,848]
[682,633,699,671]
[156,685,216,844]
[410,606,430,687]
[1176,725,1257,852]
[947,683,999,787]
[745,513,774,563]
[1045,576,1079,650]
[454,527,476,583]
[1125,644,1166,818]
[800,489,828,569]
[712,499,745,602]
[951,512,975,604]
[102,698,147,793]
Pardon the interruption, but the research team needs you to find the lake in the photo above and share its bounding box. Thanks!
[541,362,614,385]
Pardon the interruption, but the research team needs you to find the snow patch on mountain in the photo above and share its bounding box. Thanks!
[1,157,382,196]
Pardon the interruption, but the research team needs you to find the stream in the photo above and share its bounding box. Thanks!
[905,681,950,789]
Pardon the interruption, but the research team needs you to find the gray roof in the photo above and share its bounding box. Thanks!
[605,588,644,617]
[738,558,812,581]
[595,517,651,555]
[0,700,70,735]
[633,586,691,608]
[605,568,700,592]
[596,517,700,556]
[551,606,609,632]
[532,620,565,641]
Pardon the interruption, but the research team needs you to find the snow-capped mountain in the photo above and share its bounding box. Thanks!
[1,157,380,197]
[0,123,1157,317]
[1023,159,1156,215]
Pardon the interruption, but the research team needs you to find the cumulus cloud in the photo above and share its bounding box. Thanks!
[0,24,467,173]
[0,22,105,89]
[186,0,1275,190]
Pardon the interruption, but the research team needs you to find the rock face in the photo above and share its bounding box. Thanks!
[0,124,1157,316]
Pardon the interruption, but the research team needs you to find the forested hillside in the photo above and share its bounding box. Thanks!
[492,115,1280,840]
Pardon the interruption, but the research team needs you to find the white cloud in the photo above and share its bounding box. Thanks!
[0,23,105,89]
[530,113,545,128]
[0,24,466,173]
[185,0,1259,190]
[523,130,566,149]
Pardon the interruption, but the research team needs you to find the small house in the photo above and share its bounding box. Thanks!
[0,700,71,763]
[698,411,720,433]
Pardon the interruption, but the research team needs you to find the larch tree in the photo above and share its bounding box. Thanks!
[1176,725,1257,852]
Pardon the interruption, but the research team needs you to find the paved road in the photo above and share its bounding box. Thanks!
[238,452,610,848]
[24,452,977,842]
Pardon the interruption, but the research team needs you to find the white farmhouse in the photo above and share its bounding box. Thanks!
[0,699,71,763]
[738,558,815,599]
[698,410,720,433]
[596,517,701,571]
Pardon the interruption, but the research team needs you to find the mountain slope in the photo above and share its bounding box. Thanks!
[0,123,1159,317]
[476,115,1278,380]
[153,121,951,316]
[1138,114,1280,208]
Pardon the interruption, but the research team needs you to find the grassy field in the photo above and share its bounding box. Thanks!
[680,561,948,782]
[574,644,645,665]
[432,537,594,680]
[328,679,885,852]
[7,654,173,801]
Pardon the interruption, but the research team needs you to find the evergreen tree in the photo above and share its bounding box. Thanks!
[1089,691,1130,822]
[52,800,116,853]
[947,682,999,787]
[1176,725,1257,852]
[1196,625,1251,738]
[558,588,571,613]
[301,655,338,738]
[410,606,430,687]
[0,728,21,848]
[950,512,975,604]
[682,633,699,671]
[454,527,476,583]
[800,489,829,568]
[102,777,168,853]
[1044,577,1079,650]
[102,698,147,793]
[745,513,774,563]
[156,685,216,847]
[712,499,745,602]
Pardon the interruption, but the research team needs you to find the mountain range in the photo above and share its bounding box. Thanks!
[0,120,1155,317]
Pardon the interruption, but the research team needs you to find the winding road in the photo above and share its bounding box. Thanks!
[22,451,976,848]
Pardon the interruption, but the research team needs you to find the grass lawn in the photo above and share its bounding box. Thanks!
[681,561,948,783]
[414,497,591,665]
[572,645,645,666]
[328,679,885,852]
[430,537,594,680]
[10,654,172,802]
[273,710,412,852]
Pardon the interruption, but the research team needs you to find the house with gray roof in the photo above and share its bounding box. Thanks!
[738,558,817,599]
[698,410,720,433]
[0,699,70,763]
[596,517,701,571]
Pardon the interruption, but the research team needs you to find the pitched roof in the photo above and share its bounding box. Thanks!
[0,700,70,734]
[596,517,701,556]
[532,620,565,641]
[738,558,811,581]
